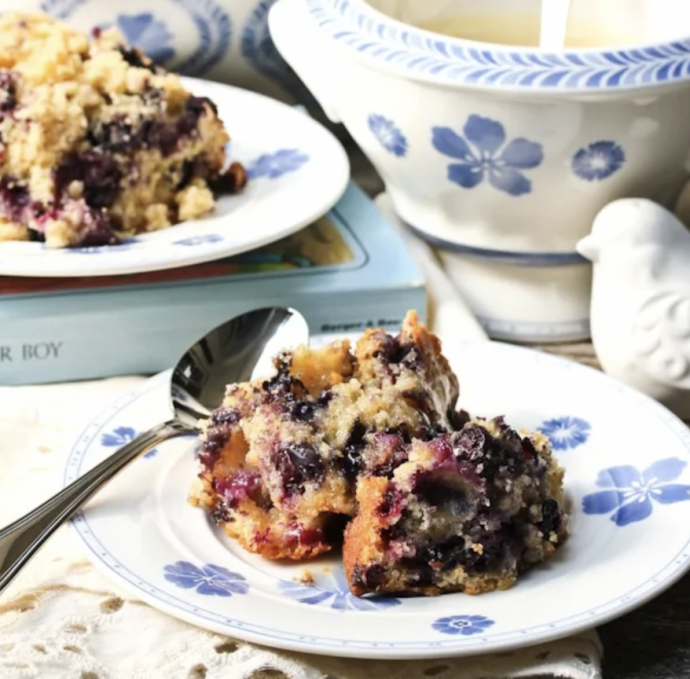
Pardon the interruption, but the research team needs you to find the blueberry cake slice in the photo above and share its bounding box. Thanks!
[343,416,568,596]
[0,13,245,248]
[189,310,461,560]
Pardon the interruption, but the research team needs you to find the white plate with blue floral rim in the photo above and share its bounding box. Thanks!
[64,338,690,660]
[0,78,349,278]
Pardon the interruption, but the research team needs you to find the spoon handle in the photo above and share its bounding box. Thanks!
[0,419,193,595]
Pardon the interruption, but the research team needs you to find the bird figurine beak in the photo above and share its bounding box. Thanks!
[576,234,600,262]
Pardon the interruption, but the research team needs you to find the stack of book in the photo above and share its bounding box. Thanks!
[0,183,426,385]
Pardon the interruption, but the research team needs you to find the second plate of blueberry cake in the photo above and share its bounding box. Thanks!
[65,314,690,659]
[0,14,349,277]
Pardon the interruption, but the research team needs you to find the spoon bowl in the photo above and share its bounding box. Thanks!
[171,306,310,428]
[0,306,309,595]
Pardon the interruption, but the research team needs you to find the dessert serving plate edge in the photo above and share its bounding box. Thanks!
[64,339,690,660]
[0,78,350,277]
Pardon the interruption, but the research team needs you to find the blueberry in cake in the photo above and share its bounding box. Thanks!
[190,310,569,596]
[189,310,460,560]
[343,417,568,596]
[0,13,246,248]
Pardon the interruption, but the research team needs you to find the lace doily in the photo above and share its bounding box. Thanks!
[0,376,603,679]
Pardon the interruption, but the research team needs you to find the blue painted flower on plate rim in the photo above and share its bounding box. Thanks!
[101,426,158,459]
[163,561,249,596]
[278,567,401,611]
[246,149,310,179]
[583,457,690,526]
[538,416,591,450]
[432,615,495,636]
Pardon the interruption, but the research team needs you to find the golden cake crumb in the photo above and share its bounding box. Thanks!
[189,311,569,598]
[0,12,244,248]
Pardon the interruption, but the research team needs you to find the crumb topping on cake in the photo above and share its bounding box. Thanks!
[190,310,569,597]
[0,13,245,248]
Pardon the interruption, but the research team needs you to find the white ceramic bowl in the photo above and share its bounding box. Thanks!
[270,0,690,257]
[1,0,306,103]
[436,248,592,343]
[269,0,690,342]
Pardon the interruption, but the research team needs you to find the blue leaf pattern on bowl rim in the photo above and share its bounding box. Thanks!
[304,0,690,91]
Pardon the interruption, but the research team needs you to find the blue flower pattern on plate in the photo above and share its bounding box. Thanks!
[572,141,625,181]
[246,149,309,180]
[367,114,408,157]
[279,567,400,611]
[583,458,690,526]
[538,416,591,450]
[66,243,134,254]
[101,426,158,459]
[102,13,175,64]
[432,615,495,636]
[163,561,248,596]
[174,234,224,246]
[432,116,543,196]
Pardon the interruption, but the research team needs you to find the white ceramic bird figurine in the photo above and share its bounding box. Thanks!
[577,197,690,420]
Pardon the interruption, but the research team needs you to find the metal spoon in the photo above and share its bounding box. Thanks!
[0,306,309,595]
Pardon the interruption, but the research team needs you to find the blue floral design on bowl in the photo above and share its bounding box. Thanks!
[432,614,495,636]
[583,458,690,526]
[367,114,407,157]
[173,234,223,246]
[278,567,400,611]
[110,13,175,64]
[163,561,248,597]
[101,426,158,459]
[572,141,625,181]
[538,416,591,450]
[246,149,310,179]
[432,116,543,196]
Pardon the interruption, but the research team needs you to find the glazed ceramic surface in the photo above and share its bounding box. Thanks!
[0,79,349,277]
[437,249,592,343]
[578,198,690,420]
[66,338,690,659]
[375,192,591,343]
[269,0,690,260]
[0,0,305,102]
